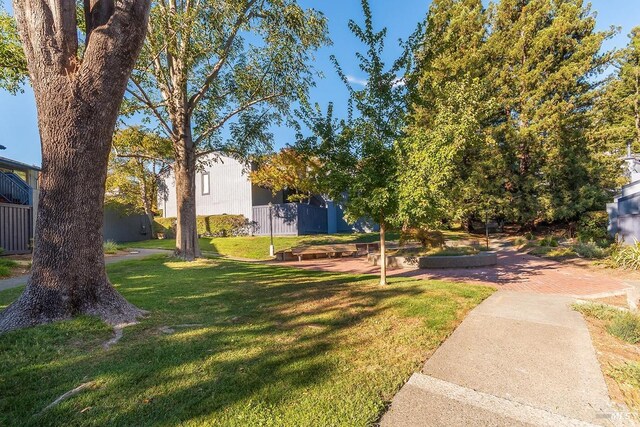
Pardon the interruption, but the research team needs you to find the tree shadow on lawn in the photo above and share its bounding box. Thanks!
[0,256,487,426]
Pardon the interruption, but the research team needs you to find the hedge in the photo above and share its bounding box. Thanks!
[154,215,252,238]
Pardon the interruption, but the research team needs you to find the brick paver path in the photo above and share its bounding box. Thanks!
[278,248,636,297]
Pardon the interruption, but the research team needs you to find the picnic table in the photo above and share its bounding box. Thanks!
[275,242,380,262]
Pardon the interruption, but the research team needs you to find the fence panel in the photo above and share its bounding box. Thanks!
[297,204,327,234]
[252,204,300,236]
[0,203,32,254]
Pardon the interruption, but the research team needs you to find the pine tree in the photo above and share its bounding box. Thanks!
[486,0,613,226]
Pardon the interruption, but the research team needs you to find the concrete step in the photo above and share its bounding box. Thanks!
[380,373,604,427]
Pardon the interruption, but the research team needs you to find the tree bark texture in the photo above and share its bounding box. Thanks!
[0,0,151,332]
[174,133,200,260]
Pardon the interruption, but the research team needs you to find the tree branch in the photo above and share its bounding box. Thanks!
[187,0,258,112]
[126,79,174,136]
[193,92,283,146]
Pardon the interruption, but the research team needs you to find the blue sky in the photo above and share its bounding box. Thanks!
[1,0,639,167]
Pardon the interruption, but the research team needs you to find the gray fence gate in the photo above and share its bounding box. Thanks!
[0,203,32,254]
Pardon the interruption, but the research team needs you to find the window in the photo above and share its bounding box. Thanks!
[202,172,210,195]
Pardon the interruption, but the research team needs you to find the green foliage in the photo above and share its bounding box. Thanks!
[401,0,500,227]
[577,211,610,242]
[0,8,27,94]
[608,313,640,344]
[591,26,640,180]
[0,257,17,278]
[298,0,419,233]
[609,362,640,391]
[127,1,329,159]
[539,236,559,248]
[157,215,252,239]
[196,215,253,238]
[485,0,614,225]
[103,241,119,255]
[573,302,620,321]
[513,236,527,246]
[399,229,445,249]
[0,247,4,255]
[250,148,322,202]
[573,241,609,259]
[525,232,535,241]
[153,217,176,238]
[611,242,640,270]
[106,127,173,220]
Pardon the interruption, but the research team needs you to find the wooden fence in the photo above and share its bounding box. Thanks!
[252,203,328,236]
[0,203,32,254]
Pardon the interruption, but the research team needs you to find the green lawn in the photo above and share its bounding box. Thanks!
[127,230,470,260]
[0,255,493,426]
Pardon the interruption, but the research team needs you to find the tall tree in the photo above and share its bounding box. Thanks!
[0,6,27,93]
[400,0,498,230]
[300,0,417,285]
[0,0,151,332]
[592,27,640,163]
[126,0,329,260]
[107,127,173,233]
[486,0,613,226]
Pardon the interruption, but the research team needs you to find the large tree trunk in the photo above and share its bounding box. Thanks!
[174,133,201,260]
[0,0,151,333]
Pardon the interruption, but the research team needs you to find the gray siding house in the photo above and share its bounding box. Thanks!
[0,156,40,254]
[609,144,640,244]
[159,153,375,236]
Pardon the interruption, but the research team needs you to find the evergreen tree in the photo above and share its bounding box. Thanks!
[486,0,614,226]
[591,27,640,189]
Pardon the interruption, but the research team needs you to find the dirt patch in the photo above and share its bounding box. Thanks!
[593,295,630,309]
[582,315,640,418]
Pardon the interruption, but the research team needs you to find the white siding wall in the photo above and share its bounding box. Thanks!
[160,154,253,220]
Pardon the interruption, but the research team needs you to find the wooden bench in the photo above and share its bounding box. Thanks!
[291,244,359,261]
[275,242,381,261]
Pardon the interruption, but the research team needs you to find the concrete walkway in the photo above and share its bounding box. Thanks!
[381,292,635,426]
[0,249,171,291]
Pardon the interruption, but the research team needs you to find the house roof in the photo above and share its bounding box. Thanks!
[0,156,41,172]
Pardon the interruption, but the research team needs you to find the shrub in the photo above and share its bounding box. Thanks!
[0,257,18,278]
[103,240,119,254]
[198,215,253,237]
[572,241,608,259]
[539,236,559,247]
[154,217,177,238]
[513,237,527,247]
[0,247,4,255]
[611,242,640,270]
[155,215,253,239]
[525,232,535,241]
[608,312,640,344]
[577,211,610,242]
[399,228,445,249]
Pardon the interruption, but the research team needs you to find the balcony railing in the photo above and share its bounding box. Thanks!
[0,171,30,205]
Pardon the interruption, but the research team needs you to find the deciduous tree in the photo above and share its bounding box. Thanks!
[0,0,151,332]
[250,148,321,203]
[300,0,419,285]
[126,0,329,260]
[106,127,173,233]
[0,6,26,94]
